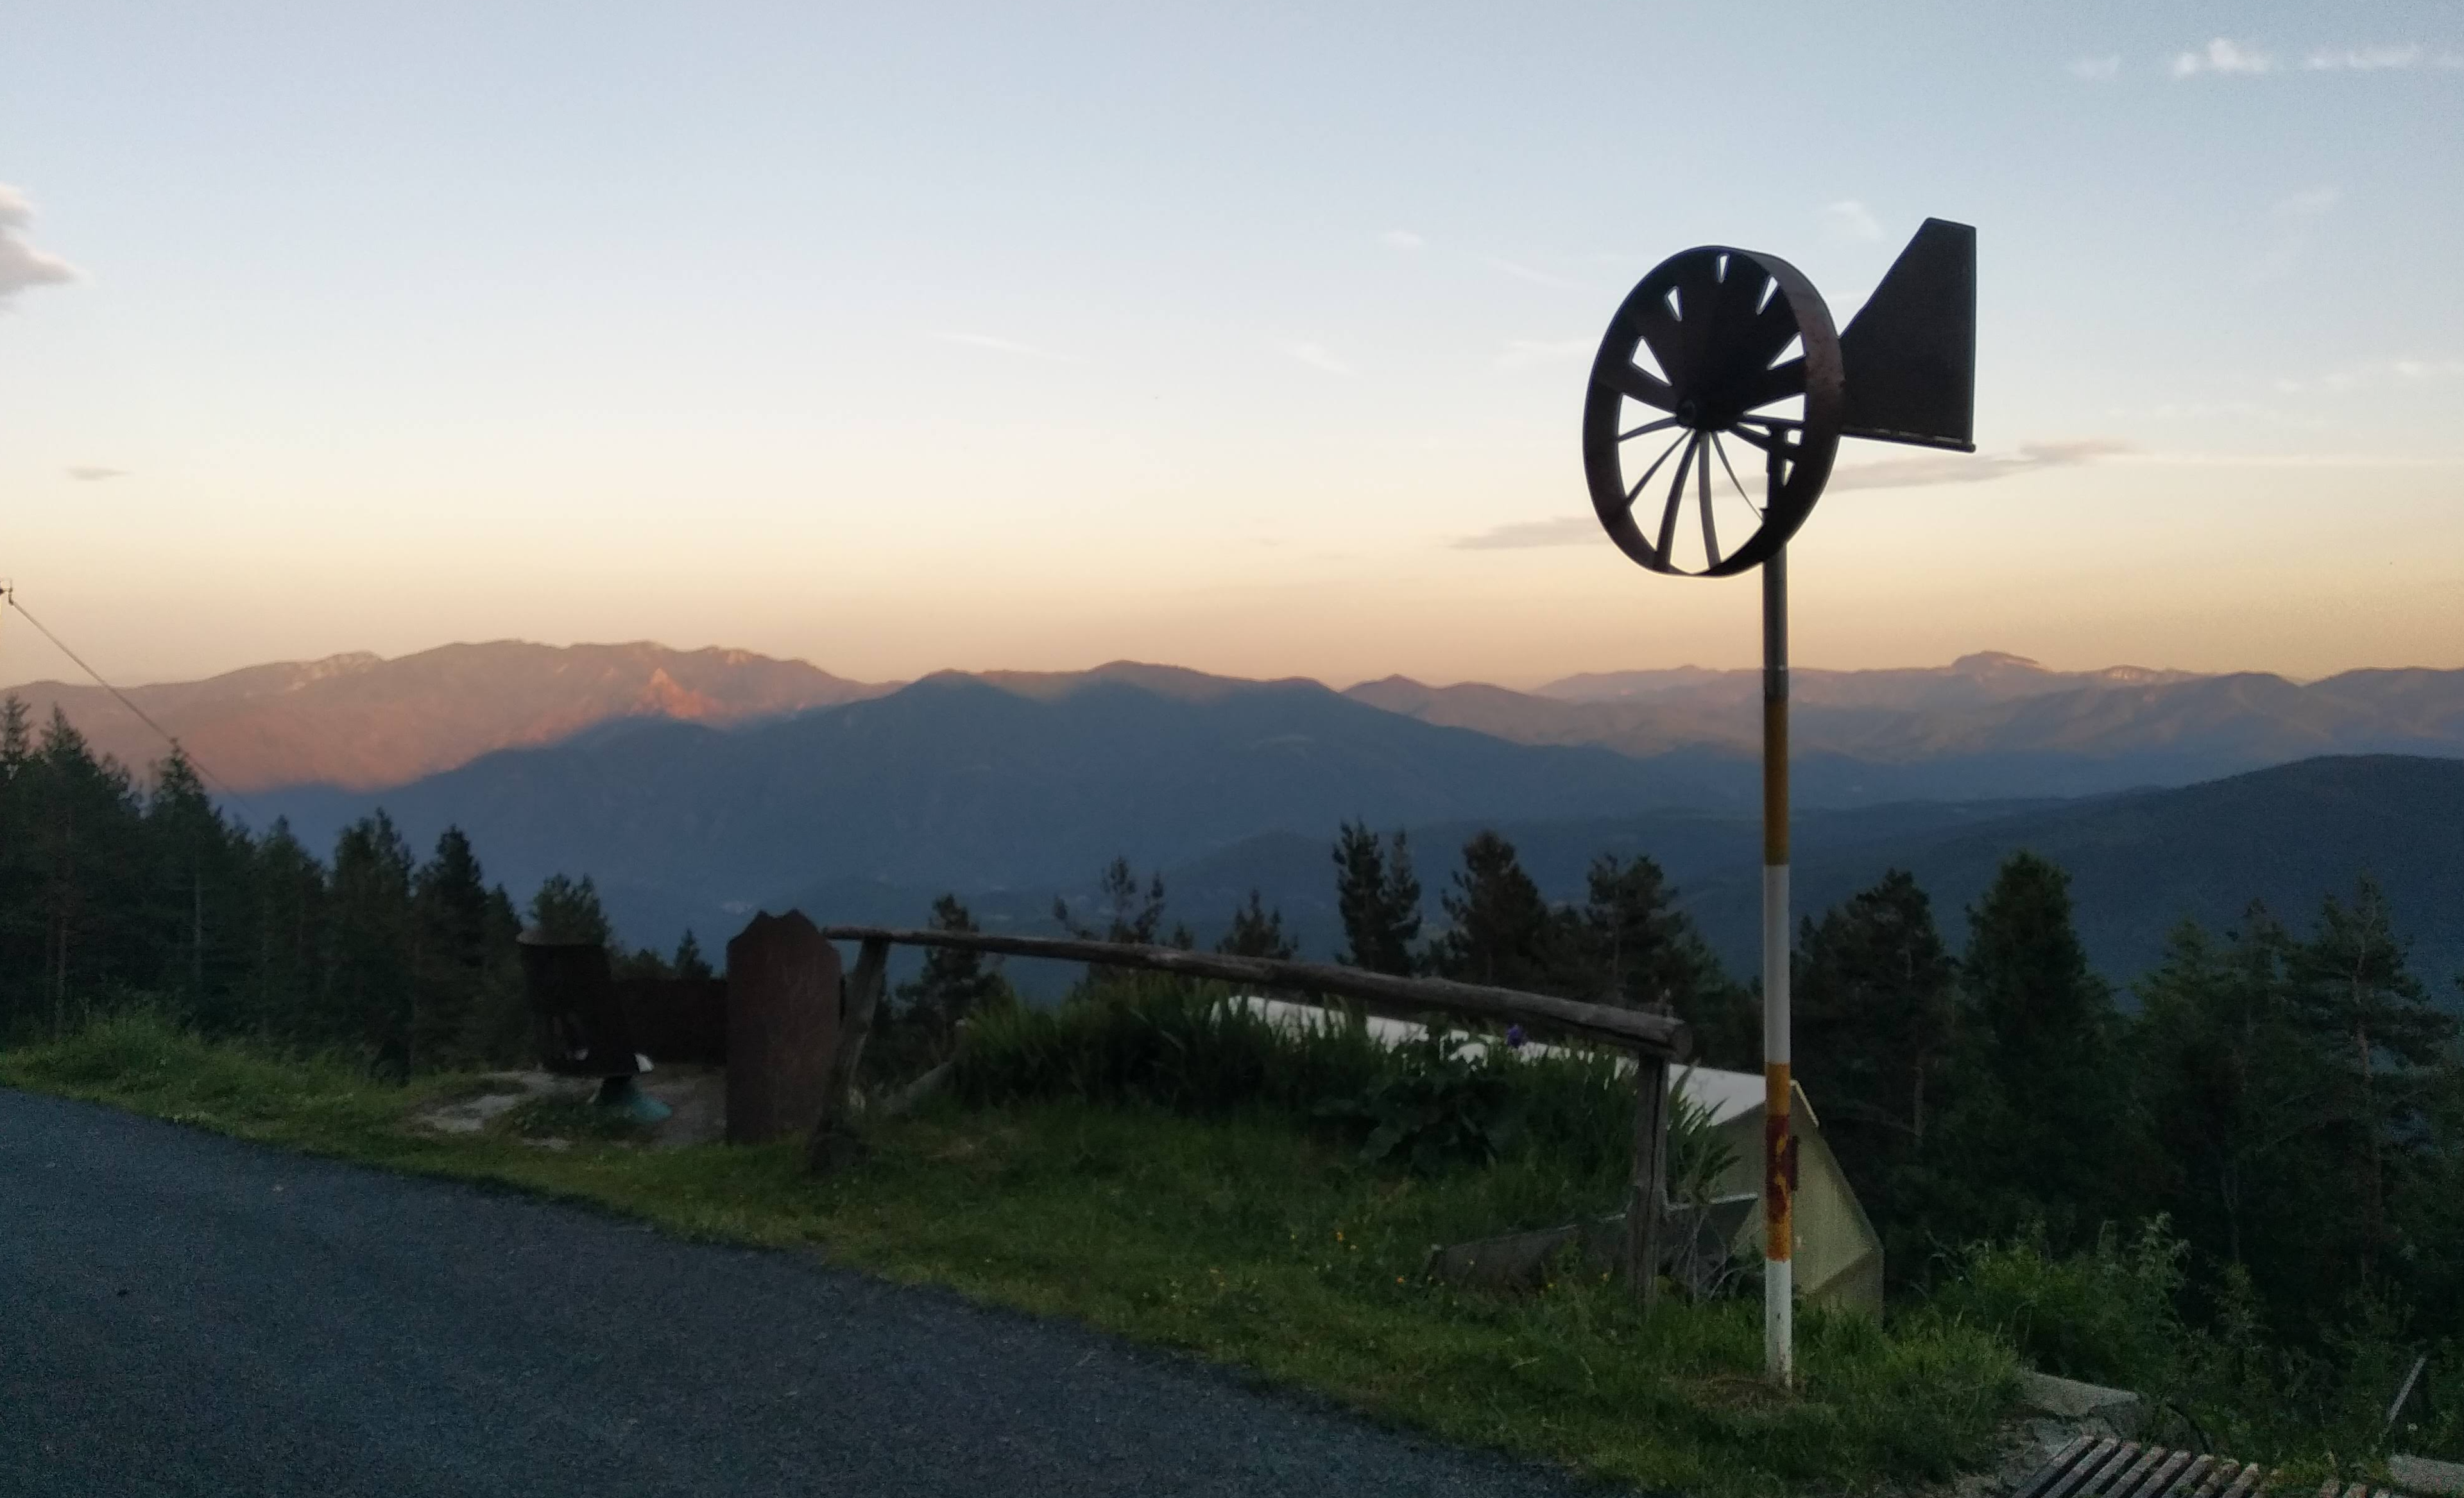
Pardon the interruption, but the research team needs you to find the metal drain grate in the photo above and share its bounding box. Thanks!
[2014,1437,2423,1498]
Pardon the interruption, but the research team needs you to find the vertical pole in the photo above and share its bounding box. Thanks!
[1761,547,1794,1386]
[1625,1053,1669,1309]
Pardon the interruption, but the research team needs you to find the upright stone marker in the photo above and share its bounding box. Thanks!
[724,911,841,1145]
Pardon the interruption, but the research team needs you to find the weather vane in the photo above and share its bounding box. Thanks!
[1580,217,1976,1384]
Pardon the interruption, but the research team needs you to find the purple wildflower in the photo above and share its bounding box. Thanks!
[1505,1024,1527,1050]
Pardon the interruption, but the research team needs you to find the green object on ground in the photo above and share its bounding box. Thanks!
[594,1075,671,1126]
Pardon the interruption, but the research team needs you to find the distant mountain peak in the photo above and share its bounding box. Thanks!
[1949,651,2046,674]
[6,640,887,792]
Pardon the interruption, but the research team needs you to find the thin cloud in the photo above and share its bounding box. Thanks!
[1282,341,1355,377]
[925,331,1076,361]
[1450,441,2130,549]
[2275,357,2464,395]
[1485,257,1589,292]
[2172,38,2275,78]
[1381,229,1426,251]
[1822,200,1884,244]
[2069,55,2123,81]
[1497,337,1593,370]
[65,465,127,481]
[2272,185,2341,219]
[0,185,81,303]
[2305,46,2422,71]
[1827,439,2133,493]
[1453,515,1598,551]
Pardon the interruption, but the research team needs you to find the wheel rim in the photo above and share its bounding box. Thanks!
[1582,246,1844,577]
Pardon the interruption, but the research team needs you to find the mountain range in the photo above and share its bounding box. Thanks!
[1360,652,2464,779]
[8,641,2460,1000]
[1,641,883,791]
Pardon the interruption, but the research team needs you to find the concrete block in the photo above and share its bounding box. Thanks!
[2391,1455,2464,1497]
[2015,1370,2143,1440]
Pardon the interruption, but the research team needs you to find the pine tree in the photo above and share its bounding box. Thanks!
[896,894,1013,1037]
[246,818,330,1048]
[527,873,613,946]
[2132,907,2351,1304]
[1331,821,1420,975]
[329,812,417,1075]
[28,708,144,1034]
[409,828,494,1072]
[1217,889,1296,960]
[141,750,250,1033]
[1794,869,1962,1273]
[1796,869,1957,1150]
[0,697,42,1037]
[2288,877,2457,1281]
[1573,851,1752,1061]
[1427,830,1559,991]
[1949,851,2141,1242]
[672,930,714,979]
[1053,857,1168,945]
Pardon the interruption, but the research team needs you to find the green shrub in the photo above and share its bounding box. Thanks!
[1931,1217,2188,1390]
[950,973,1720,1207]
[1315,1031,1525,1174]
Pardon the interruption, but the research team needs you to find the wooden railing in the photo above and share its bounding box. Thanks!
[814,924,1691,1304]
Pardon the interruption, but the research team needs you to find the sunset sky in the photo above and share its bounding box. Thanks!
[4,2,2460,690]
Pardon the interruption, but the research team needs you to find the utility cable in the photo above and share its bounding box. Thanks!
[1,583,261,824]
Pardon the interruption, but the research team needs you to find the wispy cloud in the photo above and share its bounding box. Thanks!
[1822,200,1883,244]
[925,330,1077,361]
[65,465,127,481]
[2172,38,2275,78]
[2304,46,2422,71]
[2069,55,2123,81]
[1282,341,1355,377]
[1381,228,1426,251]
[1450,441,2129,549]
[1485,257,1589,292]
[1827,439,2133,493]
[2272,185,2341,219]
[1497,337,1593,370]
[2274,356,2464,395]
[0,185,81,303]
[1452,515,1597,550]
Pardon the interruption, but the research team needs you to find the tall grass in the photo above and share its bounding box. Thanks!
[1931,1218,2464,1467]
[954,973,1724,1217]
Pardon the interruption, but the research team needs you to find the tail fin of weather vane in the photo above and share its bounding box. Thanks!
[1838,217,1976,453]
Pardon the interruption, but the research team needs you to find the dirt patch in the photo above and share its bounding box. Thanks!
[411,1066,727,1149]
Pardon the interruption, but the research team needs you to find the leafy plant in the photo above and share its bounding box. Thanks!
[1315,1031,1523,1174]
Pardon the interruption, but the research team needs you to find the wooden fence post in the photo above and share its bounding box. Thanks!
[806,937,888,1175]
[1625,1054,1670,1308]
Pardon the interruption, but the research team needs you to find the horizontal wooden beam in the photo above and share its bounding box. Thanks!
[813,924,1691,1061]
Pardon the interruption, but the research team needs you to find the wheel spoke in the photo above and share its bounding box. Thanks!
[1740,293,1802,368]
[1735,355,1806,413]
[1602,357,1678,412]
[1724,425,1776,454]
[1697,429,1721,569]
[1623,432,1689,507]
[1619,416,1682,442]
[1656,434,1700,560]
[1734,413,1803,430]
[1712,433,1760,520]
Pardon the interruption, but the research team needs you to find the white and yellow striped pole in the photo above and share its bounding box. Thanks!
[1761,546,1795,1386]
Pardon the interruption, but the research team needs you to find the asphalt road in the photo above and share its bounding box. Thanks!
[0,1089,1607,1497]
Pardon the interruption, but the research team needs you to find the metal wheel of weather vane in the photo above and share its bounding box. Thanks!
[1580,217,1976,1384]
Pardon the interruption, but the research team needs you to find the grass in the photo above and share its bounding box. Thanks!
[0,1012,2021,1497]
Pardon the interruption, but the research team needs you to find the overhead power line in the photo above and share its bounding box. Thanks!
[1,583,259,823]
